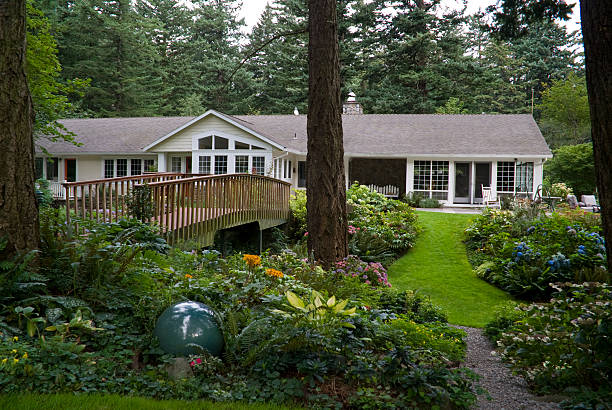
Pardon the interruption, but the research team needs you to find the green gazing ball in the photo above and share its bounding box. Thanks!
[154,301,223,357]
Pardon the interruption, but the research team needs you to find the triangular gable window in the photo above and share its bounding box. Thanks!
[198,136,212,149]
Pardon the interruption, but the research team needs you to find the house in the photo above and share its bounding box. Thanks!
[36,96,552,205]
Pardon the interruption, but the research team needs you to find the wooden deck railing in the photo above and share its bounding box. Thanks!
[62,173,291,245]
[63,172,193,224]
[139,174,291,244]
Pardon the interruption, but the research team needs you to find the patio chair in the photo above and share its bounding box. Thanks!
[567,194,580,209]
[581,195,601,213]
[481,185,499,207]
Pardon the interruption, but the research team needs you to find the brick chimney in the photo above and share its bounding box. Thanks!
[343,91,363,115]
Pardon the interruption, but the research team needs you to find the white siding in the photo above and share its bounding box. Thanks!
[152,116,275,152]
[78,157,101,181]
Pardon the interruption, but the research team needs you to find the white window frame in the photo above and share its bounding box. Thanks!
[413,160,449,200]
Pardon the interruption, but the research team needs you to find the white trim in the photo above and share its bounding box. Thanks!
[343,153,553,159]
[36,152,158,156]
[143,109,287,152]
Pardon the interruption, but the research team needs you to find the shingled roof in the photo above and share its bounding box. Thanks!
[38,113,551,157]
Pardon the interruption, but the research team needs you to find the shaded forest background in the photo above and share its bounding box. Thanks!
[28,0,587,149]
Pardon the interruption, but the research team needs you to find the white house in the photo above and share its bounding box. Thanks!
[36,97,552,205]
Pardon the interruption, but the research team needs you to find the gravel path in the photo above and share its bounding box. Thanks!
[456,326,560,409]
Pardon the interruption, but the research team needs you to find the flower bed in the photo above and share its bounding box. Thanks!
[0,210,476,409]
[465,208,607,301]
[485,283,612,408]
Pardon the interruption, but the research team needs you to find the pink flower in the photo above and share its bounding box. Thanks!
[365,280,371,285]
[196,358,202,364]
[304,232,309,237]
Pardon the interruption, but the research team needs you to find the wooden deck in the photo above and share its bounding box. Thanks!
[63,173,291,245]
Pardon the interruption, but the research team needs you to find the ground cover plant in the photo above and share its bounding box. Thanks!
[465,206,608,301]
[387,211,512,327]
[485,283,612,408]
[0,206,478,409]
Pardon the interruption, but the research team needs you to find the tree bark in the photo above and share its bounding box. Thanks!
[306,0,348,268]
[580,1,612,270]
[0,0,39,260]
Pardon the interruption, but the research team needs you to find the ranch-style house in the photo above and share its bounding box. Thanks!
[36,96,552,205]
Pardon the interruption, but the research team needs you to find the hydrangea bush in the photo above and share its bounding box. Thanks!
[465,208,608,300]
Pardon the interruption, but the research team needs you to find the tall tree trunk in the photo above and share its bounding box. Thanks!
[306,0,348,268]
[0,0,39,260]
[580,1,612,270]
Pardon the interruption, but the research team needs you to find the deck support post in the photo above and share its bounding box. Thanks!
[259,228,263,255]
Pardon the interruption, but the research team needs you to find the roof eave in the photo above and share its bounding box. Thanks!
[143,109,288,152]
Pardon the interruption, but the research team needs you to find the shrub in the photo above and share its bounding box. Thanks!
[465,208,608,301]
[418,197,441,208]
[544,143,596,197]
[483,301,526,341]
[287,190,307,241]
[332,255,390,288]
[494,283,612,407]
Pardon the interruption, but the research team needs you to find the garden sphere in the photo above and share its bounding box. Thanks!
[154,301,223,356]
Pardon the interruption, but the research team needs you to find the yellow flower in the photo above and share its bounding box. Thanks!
[22,353,28,359]
[13,358,19,364]
[12,336,18,342]
[11,349,17,354]
[265,268,284,278]
[1,358,7,364]
[184,274,193,279]
[243,254,261,268]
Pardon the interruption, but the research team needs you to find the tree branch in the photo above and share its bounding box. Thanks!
[224,25,308,90]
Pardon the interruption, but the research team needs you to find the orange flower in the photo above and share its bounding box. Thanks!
[243,254,261,268]
[265,268,284,278]
[184,274,193,279]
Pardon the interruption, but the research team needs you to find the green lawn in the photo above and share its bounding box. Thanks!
[0,394,303,410]
[388,211,512,327]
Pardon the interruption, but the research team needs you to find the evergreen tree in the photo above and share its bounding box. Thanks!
[26,0,88,140]
[354,0,472,113]
[245,1,309,114]
[170,0,253,114]
[57,0,164,117]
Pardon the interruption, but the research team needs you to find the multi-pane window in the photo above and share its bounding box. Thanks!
[171,157,182,172]
[116,159,128,177]
[46,157,59,181]
[104,159,114,178]
[131,159,142,176]
[413,160,449,200]
[198,136,213,149]
[35,158,44,180]
[144,159,156,173]
[198,156,211,174]
[214,136,228,149]
[235,141,249,150]
[413,161,431,191]
[235,155,249,173]
[214,155,228,174]
[496,162,515,193]
[298,161,306,188]
[515,162,534,194]
[252,156,265,175]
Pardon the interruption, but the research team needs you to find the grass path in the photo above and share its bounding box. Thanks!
[388,211,512,327]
